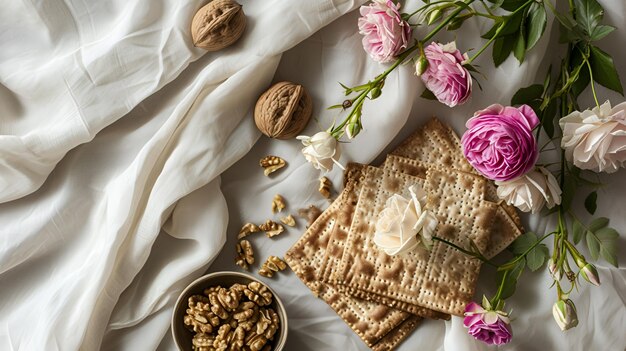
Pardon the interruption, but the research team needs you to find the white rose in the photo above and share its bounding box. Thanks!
[297,131,343,172]
[373,185,438,256]
[495,167,561,214]
[560,101,626,173]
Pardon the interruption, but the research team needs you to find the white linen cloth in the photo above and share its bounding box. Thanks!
[0,1,625,351]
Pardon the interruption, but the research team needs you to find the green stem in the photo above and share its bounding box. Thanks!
[465,0,534,64]
[491,270,509,305]
[404,1,451,21]
[582,52,602,109]
[499,232,556,270]
[432,236,498,267]
[422,0,476,43]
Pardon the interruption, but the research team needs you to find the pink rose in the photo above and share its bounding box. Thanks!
[358,0,412,63]
[464,302,512,345]
[420,42,472,107]
[462,104,539,181]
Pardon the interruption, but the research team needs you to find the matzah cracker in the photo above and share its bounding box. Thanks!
[390,118,523,257]
[318,165,446,320]
[383,155,522,258]
[285,164,420,349]
[333,166,497,316]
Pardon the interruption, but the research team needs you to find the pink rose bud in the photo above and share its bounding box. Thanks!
[552,299,579,331]
[580,263,601,286]
[358,0,412,63]
[461,104,539,181]
[420,42,472,107]
[548,258,562,281]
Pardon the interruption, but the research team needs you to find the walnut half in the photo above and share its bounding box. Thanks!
[259,220,284,238]
[318,177,332,199]
[259,156,286,176]
[258,256,287,278]
[271,194,286,213]
[235,240,254,270]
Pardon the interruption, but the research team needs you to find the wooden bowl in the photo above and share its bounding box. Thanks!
[172,271,288,350]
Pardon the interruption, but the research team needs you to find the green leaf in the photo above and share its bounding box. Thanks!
[511,84,543,106]
[492,34,516,67]
[482,11,525,40]
[525,4,547,50]
[589,45,624,95]
[573,0,604,38]
[487,0,529,12]
[510,232,537,255]
[596,227,619,267]
[541,98,557,139]
[496,260,525,300]
[590,25,615,41]
[514,30,526,63]
[327,104,344,110]
[510,232,548,272]
[526,244,549,272]
[570,46,591,99]
[586,231,601,260]
[572,218,585,244]
[589,217,609,232]
[421,89,437,100]
[584,191,598,215]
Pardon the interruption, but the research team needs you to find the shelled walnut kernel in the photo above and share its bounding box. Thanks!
[271,195,286,213]
[183,281,280,351]
[238,223,260,239]
[318,177,332,199]
[259,156,286,176]
[258,256,287,278]
[259,220,284,238]
[279,214,295,227]
[235,240,254,270]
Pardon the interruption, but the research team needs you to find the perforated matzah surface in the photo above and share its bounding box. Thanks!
[319,165,446,320]
[284,164,420,349]
[383,155,522,258]
[333,166,497,316]
[390,118,523,257]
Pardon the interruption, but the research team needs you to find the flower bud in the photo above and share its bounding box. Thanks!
[548,258,562,281]
[345,122,361,139]
[415,55,429,76]
[370,86,382,100]
[552,299,579,331]
[427,9,443,25]
[580,263,601,286]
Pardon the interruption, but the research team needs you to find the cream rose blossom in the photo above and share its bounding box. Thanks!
[560,101,626,173]
[495,167,561,214]
[297,131,343,172]
[373,185,438,256]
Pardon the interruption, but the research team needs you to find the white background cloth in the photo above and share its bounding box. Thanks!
[0,0,624,350]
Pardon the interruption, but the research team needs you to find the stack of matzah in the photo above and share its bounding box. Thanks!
[285,118,524,350]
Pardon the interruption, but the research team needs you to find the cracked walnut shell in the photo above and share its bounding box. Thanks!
[191,0,246,51]
[254,81,313,139]
[259,156,286,176]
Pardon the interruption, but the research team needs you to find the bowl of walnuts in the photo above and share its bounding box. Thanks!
[172,271,288,351]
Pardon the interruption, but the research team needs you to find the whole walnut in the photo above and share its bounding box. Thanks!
[254,82,313,139]
[191,0,246,51]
